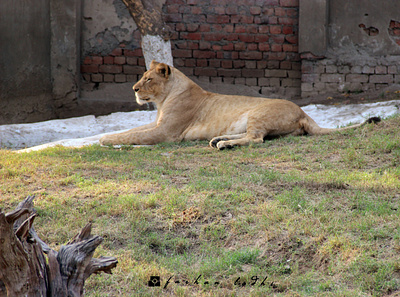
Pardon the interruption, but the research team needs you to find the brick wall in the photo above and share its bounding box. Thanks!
[81,0,301,98]
[301,58,400,98]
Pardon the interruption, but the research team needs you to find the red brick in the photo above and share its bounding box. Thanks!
[209,60,220,68]
[187,23,199,32]
[265,0,279,5]
[185,59,196,67]
[239,51,262,60]
[203,33,225,41]
[187,41,199,49]
[166,0,184,4]
[223,43,234,51]
[268,16,278,24]
[259,25,269,34]
[222,60,233,68]
[239,34,255,42]
[214,6,225,14]
[91,74,103,82]
[199,41,211,50]
[126,57,138,65]
[83,56,92,65]
[235,42,246,51]
[138,58,146,67]
[224,24,234,33]
[248,43,258,51]
[212,45,222,51]
[173,49,192,58]
[255,35,269,42]
[280,61,292,69]
[81,65,98,73]
[199,24,211,32]
[111,48,123,56]
[218,69,241,77]
[234,60,245,68]
[270,26,282,34]
[271,44,282,52]
[242,69,264,77]
[250,6,261,15]
[207,15,230,24]
[282,26,293,34]
[187,33,202,40]
[123,65,144,75]
[103,56,114,64]
[280,0,298,7]
[193,50,216,59]
[259,43,270,51]
[285,35,298,44]
[176,23,186,31]
[226,34,239,41]
[235,25,246,33]
[99,65,122,74]
[89,56,102,65]
[283,44,297,52]
[271,35,285,44]
[279,17,297,25]
[268,52,286,60]
[124,49,143,57]
[226,6,238,15]
[165,13,183,23]
[114,56,126,65]
[191,6,203,14]
[197,59,208,67]
[115,74,127,83]
[213,24,223,32]
[275,7,286,16]
[247,25,258,34]
[167,4,179,13]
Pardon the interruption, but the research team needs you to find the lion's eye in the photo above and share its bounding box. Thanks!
[146,78,152,83]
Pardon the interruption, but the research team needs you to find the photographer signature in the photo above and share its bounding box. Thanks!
[148,275,276,289]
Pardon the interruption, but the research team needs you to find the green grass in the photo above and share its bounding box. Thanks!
[1,115,400,296]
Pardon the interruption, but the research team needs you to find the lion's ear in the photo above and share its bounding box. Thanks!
[155,63,171,79]
[150,60,159,69]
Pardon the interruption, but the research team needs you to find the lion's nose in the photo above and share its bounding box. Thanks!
[133,86,139,92]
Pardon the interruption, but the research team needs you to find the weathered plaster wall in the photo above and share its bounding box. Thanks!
[81,0,138,57]
[299,0,400,98]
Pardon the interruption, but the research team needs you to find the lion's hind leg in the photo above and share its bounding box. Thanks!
[209,133,246,148]
[209,133,264,150]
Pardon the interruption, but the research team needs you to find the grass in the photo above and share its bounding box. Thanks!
[1,115,400,296]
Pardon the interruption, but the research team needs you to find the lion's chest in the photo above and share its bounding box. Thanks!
[183,113,248,140]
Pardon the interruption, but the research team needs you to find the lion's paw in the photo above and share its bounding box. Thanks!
[209,137,228,148]
[216,141,235,150]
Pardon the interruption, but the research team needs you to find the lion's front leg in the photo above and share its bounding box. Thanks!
[100,127,169,146]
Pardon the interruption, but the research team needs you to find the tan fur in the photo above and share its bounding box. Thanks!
[99,61,377,150]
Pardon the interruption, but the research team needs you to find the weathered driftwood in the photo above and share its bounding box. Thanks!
[0,195,118,297]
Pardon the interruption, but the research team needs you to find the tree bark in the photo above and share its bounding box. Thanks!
[0,196,118,297]
[121,0,173,69]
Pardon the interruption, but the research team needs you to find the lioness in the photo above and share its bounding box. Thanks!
[99,60,379,150]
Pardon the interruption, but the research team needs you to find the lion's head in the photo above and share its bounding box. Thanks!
[133,60,172,105]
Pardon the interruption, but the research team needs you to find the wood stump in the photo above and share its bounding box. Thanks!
[0,195,118,297]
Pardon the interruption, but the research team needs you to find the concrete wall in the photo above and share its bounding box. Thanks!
[0,0,81,124]
[299,0,400,98]
[0,0,53,124]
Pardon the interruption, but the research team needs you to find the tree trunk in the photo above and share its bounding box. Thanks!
[122,0,173,69]
[0,196,118,297]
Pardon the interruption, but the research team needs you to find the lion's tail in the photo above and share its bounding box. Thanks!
[302,114,381,135]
